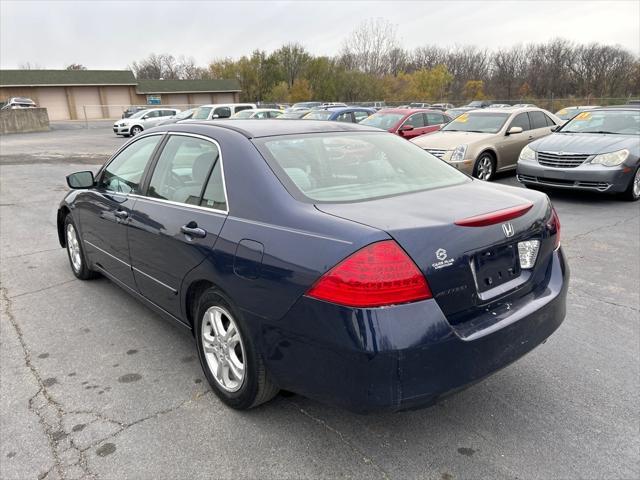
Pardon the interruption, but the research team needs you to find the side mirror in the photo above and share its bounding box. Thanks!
[399,124,414,133]
[66,171,94,189]
[550,125,560,132]
[212,114,220,119]
[507,126,523,135]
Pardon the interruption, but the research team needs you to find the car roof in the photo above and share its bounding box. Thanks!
[473,106,541,114]
[175,119,382,138]
[198,103,256,108]
[593,105,640,111]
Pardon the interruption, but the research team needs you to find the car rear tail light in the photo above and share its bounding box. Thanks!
[306,240,432,308]
[518,240,540,269]
[455,203,533,227]
[548,206,561,249]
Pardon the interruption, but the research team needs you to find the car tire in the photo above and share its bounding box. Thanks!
[195,288,279,409]
[64,215,97,280]
[473,152,496,181]
[130,126,142,136]
[621,166,640,201]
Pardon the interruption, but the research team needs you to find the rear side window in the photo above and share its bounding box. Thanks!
[200,161,227,211]
[147,136,219,205]
[426,113,445,125]
[256,132,469,203]
[99,135,161,194]
[528,111,548,129]
[234,105,253,113]
[510,113,531,131]
[544,113,557,126]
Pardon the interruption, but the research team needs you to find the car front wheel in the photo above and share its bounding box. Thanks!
[64,215,97,280]
[195,289,279,409]
[622,166,640,201]
[473,153,496,181]
[130,126,142,136]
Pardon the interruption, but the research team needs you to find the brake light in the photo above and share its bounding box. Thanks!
[548,206,561,249]
[455,203,533,227]
[306,240,432,308]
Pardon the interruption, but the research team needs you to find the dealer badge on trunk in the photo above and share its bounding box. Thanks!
[432,248,454,270]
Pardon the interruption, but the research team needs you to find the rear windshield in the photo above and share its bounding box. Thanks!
[255,132,469,203]
[359,112,405,130]
[441,112,509,133]
[561,109,640,135]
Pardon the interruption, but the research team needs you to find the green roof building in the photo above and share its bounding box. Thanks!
[0,70,241,120]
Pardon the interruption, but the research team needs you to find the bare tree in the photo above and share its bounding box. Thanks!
[340,18,399,76]
[66,63,87,70]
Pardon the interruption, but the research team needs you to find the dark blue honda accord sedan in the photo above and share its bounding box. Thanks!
[58,120,568,412]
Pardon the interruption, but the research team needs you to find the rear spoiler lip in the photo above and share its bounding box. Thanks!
[454,202,534,227]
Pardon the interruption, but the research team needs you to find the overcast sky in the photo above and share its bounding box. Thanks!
[1,0,638,70]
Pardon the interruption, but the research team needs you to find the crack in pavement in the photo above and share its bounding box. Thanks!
[8,279,78,300]
[563,214,640,244]
[2,282,211,480]
[3,247,62,260]
[286,399,391,480]
[570,288,640,313]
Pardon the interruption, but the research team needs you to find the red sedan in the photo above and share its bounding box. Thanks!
[360,108,452,140]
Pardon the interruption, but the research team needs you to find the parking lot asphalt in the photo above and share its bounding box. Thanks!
[1,126,639,480]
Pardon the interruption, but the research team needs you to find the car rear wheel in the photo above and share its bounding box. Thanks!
[130,125,142,136]
[473,153,495,181]
[64,215,97,280]
[622,166,640,201]
[195,289,278,409]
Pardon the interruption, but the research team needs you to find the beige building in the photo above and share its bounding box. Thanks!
[0,70,241,121]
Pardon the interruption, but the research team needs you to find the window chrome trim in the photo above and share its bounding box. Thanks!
[101,132,230,215]
[84,240,130,267]
[132,266,177,294]
[128,193,228,216]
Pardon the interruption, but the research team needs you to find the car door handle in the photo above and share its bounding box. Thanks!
[114,210,129,220]
[181,223,207,239]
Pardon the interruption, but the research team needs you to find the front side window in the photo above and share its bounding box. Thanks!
[256,132,469,203]
[354,110,370,122]
[147,136,219,205]
[192,107,212,120]
[213,107,231,118]
[99,135,162,194]
[442,112,510,133]
[234,105,253,113]
[403,113,426,128]
[509,113,531,131]
[336,112,354,123]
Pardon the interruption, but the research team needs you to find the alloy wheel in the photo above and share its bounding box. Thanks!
[477,156,493,181]
[66,223,82,272]
[201,306,246,392]
[633,168,640,199]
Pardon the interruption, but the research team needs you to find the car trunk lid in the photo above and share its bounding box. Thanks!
[315,180,556,321]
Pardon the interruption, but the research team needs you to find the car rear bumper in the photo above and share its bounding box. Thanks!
[258,248,569,413]
[517,160,634,193]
